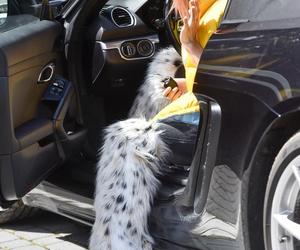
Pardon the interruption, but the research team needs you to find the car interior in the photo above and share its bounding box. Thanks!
[0,0,225,237]
[5,1,300,250]
[0,0,174,197]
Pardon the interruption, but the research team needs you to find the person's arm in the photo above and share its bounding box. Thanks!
[180,0,203,66]
[164,0,202,101]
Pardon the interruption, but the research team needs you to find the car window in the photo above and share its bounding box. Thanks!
[226,0,300,22]
[2,0,68,18]
[0,0,68,33]
[0,0,7,25]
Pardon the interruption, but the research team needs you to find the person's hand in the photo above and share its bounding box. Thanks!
[180,0,203,64]
[163,78,187,101]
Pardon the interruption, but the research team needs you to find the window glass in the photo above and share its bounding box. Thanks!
[0,0,7,25]
[226,0,300,22]
[6,0,68,18]
[0,0,68,33]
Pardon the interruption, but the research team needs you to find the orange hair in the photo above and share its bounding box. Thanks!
[171,0,189,19]
[172,0,218,19]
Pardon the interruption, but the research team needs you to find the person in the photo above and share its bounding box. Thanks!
[89,0,227,249]
[164,0,226,101]
[163,0,203,101]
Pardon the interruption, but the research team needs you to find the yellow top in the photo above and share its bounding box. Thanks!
[183,0,228,91]
[152,0,227,122]
[151,92,199,121]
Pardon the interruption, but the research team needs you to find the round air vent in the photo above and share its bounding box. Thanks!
[111,7,135,27]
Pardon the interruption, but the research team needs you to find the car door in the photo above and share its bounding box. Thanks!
[0,0,77,202]
[151,0,300,249]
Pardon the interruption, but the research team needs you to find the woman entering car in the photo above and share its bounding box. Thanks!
[90,0,227,249]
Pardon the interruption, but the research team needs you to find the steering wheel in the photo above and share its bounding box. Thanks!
[164,0,182,55]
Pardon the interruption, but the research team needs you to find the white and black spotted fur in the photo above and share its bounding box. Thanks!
[90,119,169,250]
[129,47,182,119]
[90,47,181,249]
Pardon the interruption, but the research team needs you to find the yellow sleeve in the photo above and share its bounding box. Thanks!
[199,0,218,18]
[182,0,227,92]
[182,47,198,92]
[197,0,227,49]
[151,92,199,122]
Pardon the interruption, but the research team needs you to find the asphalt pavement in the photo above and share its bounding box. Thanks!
[0,211,90,250]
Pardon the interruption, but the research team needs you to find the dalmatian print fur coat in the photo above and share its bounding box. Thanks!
[90,47,182,250]
[129,47,182,119]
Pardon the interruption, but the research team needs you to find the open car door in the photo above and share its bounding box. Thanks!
[149,87,222,249]
[0,2,83,203]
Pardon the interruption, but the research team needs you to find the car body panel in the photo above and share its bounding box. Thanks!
[198,18,300,176]
[17,0,300,250]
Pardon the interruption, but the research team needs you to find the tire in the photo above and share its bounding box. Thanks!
[0,200,38,224]
[263,131,300,250]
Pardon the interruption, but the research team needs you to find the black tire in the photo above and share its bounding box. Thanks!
[0,200,38,224]
[263,131,300,249]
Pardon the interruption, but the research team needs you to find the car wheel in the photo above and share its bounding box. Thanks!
[0,200,38,224]
[264,131,300,250]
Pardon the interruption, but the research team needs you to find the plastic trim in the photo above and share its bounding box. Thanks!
[98,34,159,61]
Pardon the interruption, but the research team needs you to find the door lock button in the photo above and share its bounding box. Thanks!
[121,42,136,58]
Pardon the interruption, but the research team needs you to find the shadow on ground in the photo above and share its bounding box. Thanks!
[0,211,91,250]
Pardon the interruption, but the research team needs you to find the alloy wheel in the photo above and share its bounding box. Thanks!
[270,155,300,250]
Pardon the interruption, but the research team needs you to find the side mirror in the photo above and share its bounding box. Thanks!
[0,0,8,24]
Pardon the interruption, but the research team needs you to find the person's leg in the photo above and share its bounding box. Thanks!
[158,119,199,168]
[129,47,182,120]
[90,118,169,250]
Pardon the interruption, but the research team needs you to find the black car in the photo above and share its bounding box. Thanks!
[1,0,300,249]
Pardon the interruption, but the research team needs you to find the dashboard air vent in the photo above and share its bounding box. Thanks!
[111,7,134,27]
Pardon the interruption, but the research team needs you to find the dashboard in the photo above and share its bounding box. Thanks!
[105,0,148,12]
[83,0,169,123]
[86,0,168,94]
[97,5,159,61]
[91,0,167,59]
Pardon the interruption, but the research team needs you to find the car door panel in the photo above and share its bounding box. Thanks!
[0,15,64,201]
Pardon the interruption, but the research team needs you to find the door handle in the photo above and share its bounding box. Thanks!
[38,63,55,83]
